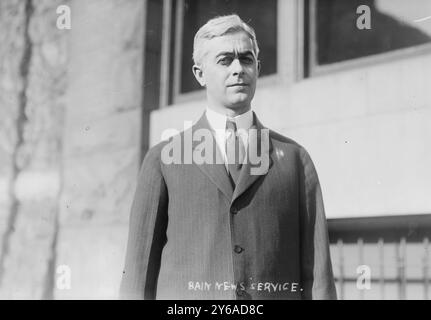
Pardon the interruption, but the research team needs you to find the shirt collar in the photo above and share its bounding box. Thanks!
[205,107,253,132]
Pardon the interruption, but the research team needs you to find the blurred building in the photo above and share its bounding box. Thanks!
[0,0,430,299]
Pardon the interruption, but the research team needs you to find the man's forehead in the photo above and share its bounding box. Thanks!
[205,32,255,56]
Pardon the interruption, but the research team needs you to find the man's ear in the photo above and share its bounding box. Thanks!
[257,60,261,76]
[192,64,206,87]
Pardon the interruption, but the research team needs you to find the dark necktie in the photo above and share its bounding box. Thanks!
[225,119,245,186]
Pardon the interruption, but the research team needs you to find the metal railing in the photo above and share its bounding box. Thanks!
[332,237,430,300]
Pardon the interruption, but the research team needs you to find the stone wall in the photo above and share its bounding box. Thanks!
[0,0,68,299]
[0,0,145,299]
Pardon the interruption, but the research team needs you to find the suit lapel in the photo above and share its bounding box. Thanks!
[191,113,234,200]
[231,113,274,204]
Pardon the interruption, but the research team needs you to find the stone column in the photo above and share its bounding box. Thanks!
[56,0,146,299]
[0,0,68,299]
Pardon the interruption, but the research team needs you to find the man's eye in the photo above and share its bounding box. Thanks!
[218,57,232,65]
[241,57,254,64]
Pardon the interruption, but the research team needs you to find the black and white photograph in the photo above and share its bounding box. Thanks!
[0,0,430,304]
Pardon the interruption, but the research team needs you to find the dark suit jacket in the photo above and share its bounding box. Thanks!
[120,112,337,300]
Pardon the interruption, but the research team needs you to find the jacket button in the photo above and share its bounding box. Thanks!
[230,207,238,215]
[234,245,244,254]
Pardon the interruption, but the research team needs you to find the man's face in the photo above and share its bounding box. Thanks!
[193,31,260,112]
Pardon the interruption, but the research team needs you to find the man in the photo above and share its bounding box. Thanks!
[120,15,337,300]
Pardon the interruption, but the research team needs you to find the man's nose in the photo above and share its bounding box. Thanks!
[230,58,245,76]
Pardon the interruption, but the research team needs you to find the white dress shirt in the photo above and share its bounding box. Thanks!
[205,107,253,170]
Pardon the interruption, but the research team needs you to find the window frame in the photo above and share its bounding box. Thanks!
[305,0,431,78]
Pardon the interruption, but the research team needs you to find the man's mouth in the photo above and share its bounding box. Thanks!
[228,83,249,87]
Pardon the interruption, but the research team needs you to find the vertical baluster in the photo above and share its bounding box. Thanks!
[396,241,400,300]
[358,238,364,300]
[398,237,406,300]
[424,237,429,300]
[338,239,344,300]
[378,238,385,299]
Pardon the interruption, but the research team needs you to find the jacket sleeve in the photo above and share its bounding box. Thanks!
[119,146,168,300]
[298,148,337,300]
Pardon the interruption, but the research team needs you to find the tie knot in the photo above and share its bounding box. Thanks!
[226,119,237,132]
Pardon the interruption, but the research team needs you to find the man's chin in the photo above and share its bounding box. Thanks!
[227,95,250,106]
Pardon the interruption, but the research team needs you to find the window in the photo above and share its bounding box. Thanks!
[154,0,278,107]
[305,0,431,76]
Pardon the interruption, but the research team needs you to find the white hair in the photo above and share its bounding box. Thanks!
[193,14,260,65]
